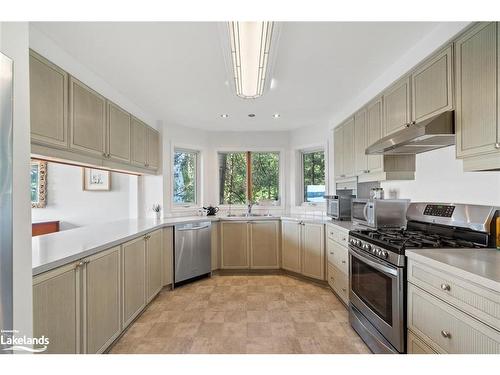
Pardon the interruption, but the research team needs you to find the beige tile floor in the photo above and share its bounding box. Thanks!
[109,274,370,354]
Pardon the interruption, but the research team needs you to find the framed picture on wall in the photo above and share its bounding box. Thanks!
[82,168,111,191]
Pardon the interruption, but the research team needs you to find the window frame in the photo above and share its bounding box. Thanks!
[216,147,285,208]
[171,146,201,209]
[298,146,327,206]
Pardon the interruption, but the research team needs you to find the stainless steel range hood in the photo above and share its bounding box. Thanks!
[366,111,455,155]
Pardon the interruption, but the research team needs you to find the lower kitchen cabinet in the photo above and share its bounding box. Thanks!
[122,236,147,328]
[326,224,350,304]
[221,222,249,269]
[249,221,280,269]
[146,229,163,302]
[327,263,348,305]
[281,220,325,281]
[162,226,174,286]
[33,261,81,354]
[408,330,437,354]
[83,246,121,354]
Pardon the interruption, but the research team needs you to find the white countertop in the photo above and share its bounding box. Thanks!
[325,220,359,232]
[406,248,500,292]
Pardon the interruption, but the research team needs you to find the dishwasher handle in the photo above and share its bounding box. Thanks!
[175,223,211,231]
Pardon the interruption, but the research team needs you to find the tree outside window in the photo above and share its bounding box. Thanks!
[302,150,325,203]
[173,149,198,205]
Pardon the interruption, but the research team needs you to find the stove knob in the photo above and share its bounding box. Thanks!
[381,251,389,259]
[350,238,356,245]
[355,240,362,246]
[363,243,372,251]
[375,248,381,256]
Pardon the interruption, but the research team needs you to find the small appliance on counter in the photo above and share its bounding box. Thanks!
[351,198,410,229]
[325,192,355,221]
[347,202,499,354]
[203,206,219,216]
[369,187,384,200]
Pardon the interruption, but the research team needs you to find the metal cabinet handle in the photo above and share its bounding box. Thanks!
[342,288,346,292]
[342,237,346,241]
[441,330,451,338]
[440,283,451,291]
[342,260,346,264]
[495,143,500,149]
[329,251,334,255]
[75,261,84,269]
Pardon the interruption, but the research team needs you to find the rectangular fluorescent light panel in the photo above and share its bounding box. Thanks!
[228,21,274,99]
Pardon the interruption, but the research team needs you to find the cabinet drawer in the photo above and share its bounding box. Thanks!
[407,330,438,354]
[408,259,500,330]
[328,263,349,305]
[326,224,348,245]
[326,238,348,274]
[408,284,500,354]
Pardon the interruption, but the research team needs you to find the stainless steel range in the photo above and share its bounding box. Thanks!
[348,202,499,354]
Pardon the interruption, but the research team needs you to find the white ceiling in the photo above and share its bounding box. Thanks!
[31,22,444,131]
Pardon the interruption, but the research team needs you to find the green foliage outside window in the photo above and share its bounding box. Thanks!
[173,150,197,204]
[303,151,325,202]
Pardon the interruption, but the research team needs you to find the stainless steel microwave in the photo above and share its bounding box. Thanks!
[325,195,354,221]
[351,199,410,229]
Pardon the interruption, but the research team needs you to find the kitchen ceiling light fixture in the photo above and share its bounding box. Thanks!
[228,21,274,99]
[273,113,280,118]
[248,113,256,117]
[220,114,229,118]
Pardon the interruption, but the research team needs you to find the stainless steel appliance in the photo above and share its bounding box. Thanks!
[351,198,409,229]
[326,193,354,221]
[366,110,455,155]
[348,202,499,354]
[0,52,13,343]
[174,222,212,285]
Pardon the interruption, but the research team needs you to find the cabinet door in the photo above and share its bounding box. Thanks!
[33,262,80,354]
[122,236,146,328]
[131,117,147,167]
[249,221,279,269]
[455,22,499,158]
[354,108,368,175]
[412,45,454,123]
[408,330,437,354]
[366,97,384,173]
[146,229,163,302]
[29,50,68,148]
[221,222,249,269]
[281,221,302,273]
[342,118,355,177]
[69,77,106,157]
[333,126,344,179]
[162,226,173,286]
[84,246,121,354]
[301,223,325,280]
[147,127,160,170]
[107,101,131,163]
[383,75,411,136]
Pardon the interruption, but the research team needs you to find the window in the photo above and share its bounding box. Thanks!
[302,150,325,203]
[173,149,198,205]
[218,151,280,205]
[31,160,47,208]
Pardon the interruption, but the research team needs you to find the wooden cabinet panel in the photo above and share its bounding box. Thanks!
[327,262,348,305]
[29,50,68,148]
[33,262,80,354]
[408,330,438,354]
[455,22,499,159]
[301,223,325,280]
[84,247,121,354]
[412,45,454,122]
[147,127,160,170]
[408,284,500,353]
[107,101,131,163]
[383,75,411,136]
[366,97,384,173]
[281,221,302,273]
[162,227,173,286]
[333,126,344,179]
[221,222,249,269]
[122,236,146,328]
[69,77,106,157]
[249,221,279,269]
[146,229,163,302]
[131,117,147,167]
[327,238,348,274]
[354,108,368,175]
[342,118,355,177]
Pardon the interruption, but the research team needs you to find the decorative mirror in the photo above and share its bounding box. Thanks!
[31,160,47,208]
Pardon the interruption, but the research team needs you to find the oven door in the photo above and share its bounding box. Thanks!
[349,245,404,352]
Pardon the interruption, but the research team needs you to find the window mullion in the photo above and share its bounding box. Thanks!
[246,151,252,203]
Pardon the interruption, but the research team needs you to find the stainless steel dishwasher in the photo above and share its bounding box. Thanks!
[174,221,212,285]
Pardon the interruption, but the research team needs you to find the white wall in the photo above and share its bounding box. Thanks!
[1,22,33,344]
[32,163,138,230]
[381,146,500,206]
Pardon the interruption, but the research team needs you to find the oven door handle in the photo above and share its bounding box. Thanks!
[349,245,398,277]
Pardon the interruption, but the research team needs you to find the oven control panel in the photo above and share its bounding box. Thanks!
[423,204,455,218]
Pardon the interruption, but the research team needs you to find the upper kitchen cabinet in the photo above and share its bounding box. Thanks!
[69,77,107,157]
[107,101,131,163]
[354,107,368,176]
[455,22,500,171]
[382,75,411,136]
[411,45,454,123]
[147,126,160,170]
[365,97,384,174]
[29,50,68,149]
[333,125,344,179]
[334,118,355,180]
[131,116,148,168]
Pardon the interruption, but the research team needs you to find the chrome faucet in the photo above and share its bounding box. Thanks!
[247,202,254,216]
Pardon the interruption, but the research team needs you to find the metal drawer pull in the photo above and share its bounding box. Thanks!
[495,143,500,149]
[342,260,346,264]
[441,330,451,338]
[440,283,451,291]
[342,288,346,292]
[329,251,334,255]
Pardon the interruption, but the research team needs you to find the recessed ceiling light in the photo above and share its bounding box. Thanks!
[273,113,280,118]
[220,114,229,118]
[248,114,256,118]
